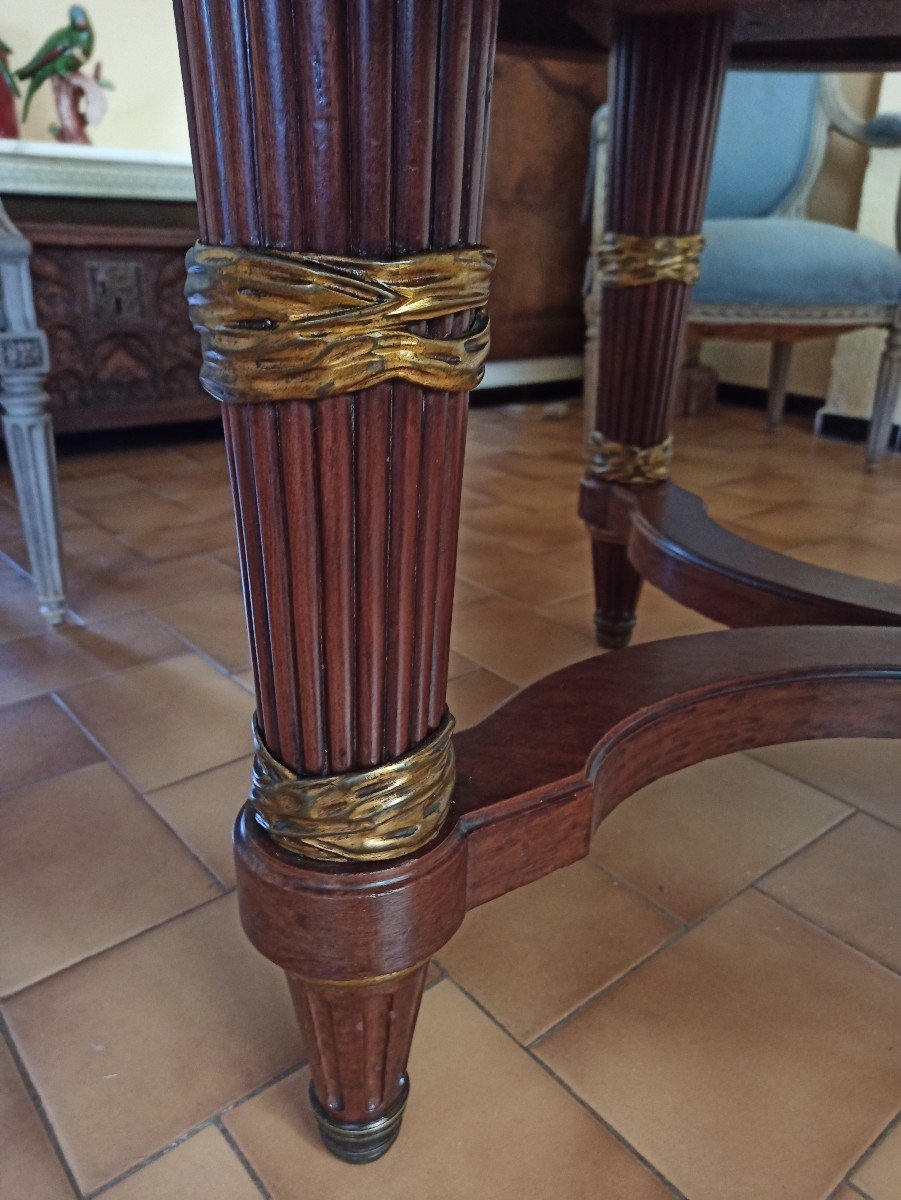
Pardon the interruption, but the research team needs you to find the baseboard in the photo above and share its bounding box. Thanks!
[470,376,583,408]
[715,381,822,421]
[471,356,583,408]
[716,381,901,451]
[815,410,901,450]
[476,355,584,390]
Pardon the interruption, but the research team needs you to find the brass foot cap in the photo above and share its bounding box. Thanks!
[310,1076,409,1164]
[594,614,636,649]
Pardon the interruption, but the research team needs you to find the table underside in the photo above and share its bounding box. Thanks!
[499,0,901,67]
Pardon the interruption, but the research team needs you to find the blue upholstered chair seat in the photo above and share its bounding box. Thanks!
[694,219,901,309]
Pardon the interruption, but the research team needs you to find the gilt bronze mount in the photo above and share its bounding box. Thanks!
[587,432,674,484]
[185,243,495,403]
[597,232,705,287]
[250,712,457,863]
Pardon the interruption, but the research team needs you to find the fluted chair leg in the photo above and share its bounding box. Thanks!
[865,323,901,470]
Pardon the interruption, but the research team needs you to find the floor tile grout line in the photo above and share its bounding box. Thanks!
[84,1119,222,1199]
[80,1060,310,1198]
[441,977,689,1200]
[743,750,901,823]
[584,857,689,928]
[752,886,901,978]
[525,925,689,1051]
[0,1011,85,1200]
[50,690,236,895]
[0,645,189,714]
[846,1186,875,1200]
[140,748,253,793]
[0,891,229,1005]
[838,1111,901,1200]
[454,566,593,615]
[215,1118,274,1200]
[744,804,858,888]
[73,960,471,1193]
[0,753,105,803]
[3,408,900,1192]
[851,806,901,837]
[217,1060,308,1119]
[528,835,870,1054]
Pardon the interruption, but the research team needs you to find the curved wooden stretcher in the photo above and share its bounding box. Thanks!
[582,480,901,630]
[173,0,901,1165]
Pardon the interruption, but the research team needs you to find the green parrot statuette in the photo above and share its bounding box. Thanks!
[16,6,94,122]
[0,38,20,99]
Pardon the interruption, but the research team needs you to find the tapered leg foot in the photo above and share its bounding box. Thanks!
[288,962,428,1162]
[590,537,642,648]
[309,1075,410,1163]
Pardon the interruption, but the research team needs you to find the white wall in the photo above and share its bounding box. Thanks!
[7,1,190,154]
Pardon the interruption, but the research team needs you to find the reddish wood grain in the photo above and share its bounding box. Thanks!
[583,482,901,630]
[581,10,732,646]
[237,626,901,974]
[175,0,499,772]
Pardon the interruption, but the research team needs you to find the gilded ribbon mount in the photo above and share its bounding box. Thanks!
[588,432,674,485]
[597,233,705,287]
[185,243,495,403]
[250,712,456,863]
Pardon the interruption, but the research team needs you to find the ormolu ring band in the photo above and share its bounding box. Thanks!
[588,432,674,484]
[185,242,495,403]
[597,233,705,287]
[250,711,456,862]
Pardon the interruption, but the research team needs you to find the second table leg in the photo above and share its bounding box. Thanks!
[580,11,732,647]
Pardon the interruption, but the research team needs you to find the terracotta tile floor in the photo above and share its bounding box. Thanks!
[0,403,899,1199]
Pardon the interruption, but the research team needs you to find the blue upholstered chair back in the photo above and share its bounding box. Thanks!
[706,73,822,219]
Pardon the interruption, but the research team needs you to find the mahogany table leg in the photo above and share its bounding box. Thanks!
[580,12,733,647]
[174,0,498,1163]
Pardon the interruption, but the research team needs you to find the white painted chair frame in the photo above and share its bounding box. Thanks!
[0,200,67,623]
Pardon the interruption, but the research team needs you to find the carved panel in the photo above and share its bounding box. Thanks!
[16,218,218,434]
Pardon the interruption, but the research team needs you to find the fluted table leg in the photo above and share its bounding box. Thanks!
[579,12,732,646]
[175,0,498,1162]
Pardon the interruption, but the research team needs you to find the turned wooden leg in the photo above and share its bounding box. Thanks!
[865,320,901,470]
[766,341,793,432]
[175,0,498,1161]
[580,12,732,646]
[589,537,642,648]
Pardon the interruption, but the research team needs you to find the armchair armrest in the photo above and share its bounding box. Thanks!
[861,112,901,149]
[821,75,901,149]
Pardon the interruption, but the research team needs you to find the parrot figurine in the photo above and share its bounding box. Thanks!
[16,6,94,122]
[0,38,19,99]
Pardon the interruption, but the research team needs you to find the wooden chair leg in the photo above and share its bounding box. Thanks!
[865,323,901,470]
[0,203,67,624]
[766,341,793,432]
